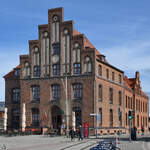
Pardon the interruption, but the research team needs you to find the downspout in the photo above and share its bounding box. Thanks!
[93,50,97,135]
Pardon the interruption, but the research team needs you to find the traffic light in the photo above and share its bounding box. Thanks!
[128,110,132,120]
[132,111,135,119]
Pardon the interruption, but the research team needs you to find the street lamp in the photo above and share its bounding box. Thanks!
[61,63,70,137]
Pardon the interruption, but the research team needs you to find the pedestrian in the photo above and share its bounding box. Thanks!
[133,126,137,140]
[69,127,75,141]
[141,125,144,135]
[78,125,83,140]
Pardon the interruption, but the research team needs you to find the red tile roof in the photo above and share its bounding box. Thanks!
[124,76,136,89]
[4,65,20,79]
[73,30,81,36]
[84,36,95,49]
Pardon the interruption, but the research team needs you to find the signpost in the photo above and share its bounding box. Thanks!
[90,113,100,138]
[128,110,133,141]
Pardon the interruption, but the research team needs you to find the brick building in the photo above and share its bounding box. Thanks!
[0,102,5,130]
[4,7,149,134]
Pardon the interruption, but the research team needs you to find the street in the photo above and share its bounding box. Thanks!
[0,134,150,150]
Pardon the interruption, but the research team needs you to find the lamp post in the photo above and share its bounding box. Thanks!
[22,103,26,132]
[4,107,7,131]
[61,63,70,137]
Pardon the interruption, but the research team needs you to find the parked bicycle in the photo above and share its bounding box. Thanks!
[90,140,121,150]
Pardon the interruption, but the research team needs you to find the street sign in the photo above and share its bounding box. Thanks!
[96,114,101,121]
[90,113,98,116]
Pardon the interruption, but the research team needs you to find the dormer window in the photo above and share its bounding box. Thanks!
[101,55,105,62]
[14,69,20,76]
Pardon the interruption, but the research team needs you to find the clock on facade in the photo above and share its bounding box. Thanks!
[52,55,59,63]
[53,16,58,22]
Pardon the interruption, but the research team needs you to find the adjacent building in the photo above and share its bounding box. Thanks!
[4,7,149,134]
[0,102,5,130]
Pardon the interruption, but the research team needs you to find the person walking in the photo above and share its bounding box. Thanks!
[141,125,144,135]
[78,125,83,141]
[69,127,75,141]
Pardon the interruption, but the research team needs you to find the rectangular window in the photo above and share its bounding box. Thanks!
[136,99,138,111]
[12,88,20,103]
[99,84,103,101]
[128,97,130,109]
[34,66,40,77]
[99,108,102,127]
[109,109,113,127]
[52,84,61,100]
[109,88,113,104]
[73,84,82,99]
[112,72,114,81]
[32,109,39,127]
[52,43,60,55]
[98,65,102,76]
[106,69,109,79]
[119,74,122,84]
[118,91,122,106]
[14,69,20,76]
[126,96,128,108]
[53,64,60,76]
[137,115,139,127]
[32,86,40,101]
[119,111,122,126]
[74,63,81,75]
[126,113,128,126]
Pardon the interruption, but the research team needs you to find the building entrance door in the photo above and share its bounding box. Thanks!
[51,106,62,129]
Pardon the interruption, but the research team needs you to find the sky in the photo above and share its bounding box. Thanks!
[0,0,150,102]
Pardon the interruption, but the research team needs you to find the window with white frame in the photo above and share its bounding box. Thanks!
[12,88,20,103]
[73,83,82,99]
[51,84,61,100]
[32,86,40,101]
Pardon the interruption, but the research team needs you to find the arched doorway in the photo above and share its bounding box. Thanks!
[51,106,62,129]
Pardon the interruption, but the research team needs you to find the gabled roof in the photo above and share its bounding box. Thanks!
[4,65,20,79]
[124,75,148,98]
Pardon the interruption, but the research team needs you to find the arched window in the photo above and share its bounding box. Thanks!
[33,47,40,66]
[23,62,30,77]
[41,31,50,75]
[73,42,81,75]
[98,65,102,76]
[52,15,60,43]
[72,83,82,99]
[33,47,40,77]
[84,56,92,74]
[62,29,70,74]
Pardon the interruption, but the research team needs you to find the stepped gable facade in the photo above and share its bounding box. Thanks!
[4,7,149,134]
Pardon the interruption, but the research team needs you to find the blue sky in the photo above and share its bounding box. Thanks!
[0,0,150,102]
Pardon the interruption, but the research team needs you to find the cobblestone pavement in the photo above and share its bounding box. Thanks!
[0,134,150,150]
